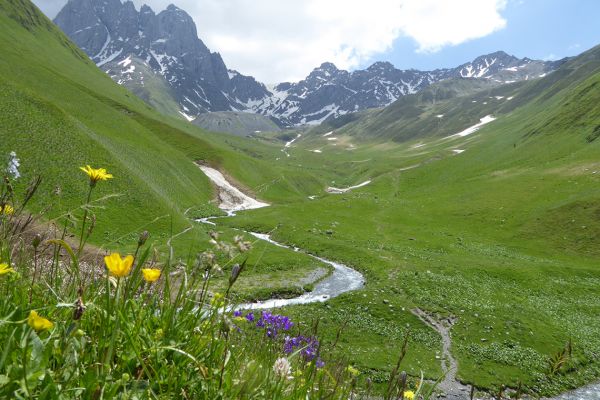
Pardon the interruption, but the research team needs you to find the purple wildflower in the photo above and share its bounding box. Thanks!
[283,335,320,361]
[255,311,294,338]
[245,312,255,322]
[233,310,242,317]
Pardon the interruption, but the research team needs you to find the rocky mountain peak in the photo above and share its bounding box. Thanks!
[140,4,153,13]
[367,61,395,72]
[55,0,270,116]
[318,62,339,72]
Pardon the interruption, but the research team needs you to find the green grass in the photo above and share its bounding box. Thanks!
[0,184,374,399]
[217,46,600,394]
[0,0,329,293]
[3,0,600,396]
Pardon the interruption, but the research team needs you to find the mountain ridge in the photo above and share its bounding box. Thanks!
[54,0,568,127]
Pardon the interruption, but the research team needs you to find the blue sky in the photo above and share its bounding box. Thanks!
[377,0,600,71]
[34,0,600,82]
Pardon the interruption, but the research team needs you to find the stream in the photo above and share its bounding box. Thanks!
[196,164,599,400]
[196,165,365,310]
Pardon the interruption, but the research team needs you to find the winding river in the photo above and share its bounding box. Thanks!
[196,164,599,400]
[196,165,365,310]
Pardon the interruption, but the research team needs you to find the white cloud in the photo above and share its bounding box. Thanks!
[34,0,507,83]
[395,1,508,53]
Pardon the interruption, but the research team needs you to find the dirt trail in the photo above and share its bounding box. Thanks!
[411,308,471,400]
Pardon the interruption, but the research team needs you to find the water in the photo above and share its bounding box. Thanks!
[238,232,364,310]
[547,384,600,400]
[196,164,365,310]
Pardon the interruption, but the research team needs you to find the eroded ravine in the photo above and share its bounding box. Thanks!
[196,165,365,309]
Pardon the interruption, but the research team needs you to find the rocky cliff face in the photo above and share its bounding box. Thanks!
[54,0,270,118]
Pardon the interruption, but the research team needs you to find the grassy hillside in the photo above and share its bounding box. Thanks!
[220,45,600,393]
[0,0,343,297]
[192,111,281,136]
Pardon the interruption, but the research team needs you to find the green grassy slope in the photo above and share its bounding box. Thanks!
[221,45,600,393]
[115,57,185,119]
[0,0,213,247]
[192,111,281,136]
[0,0,339,295]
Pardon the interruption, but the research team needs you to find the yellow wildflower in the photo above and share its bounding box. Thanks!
[28,310,54,332]
[210,292,225,307]
[233,316,246,324]
[0,263,15,275]
[79,165,113,185]
[403,390,415,400]
[141,268,161,283]
[346,365,359,377]
[104,253,134,278]
[1,204,14,215]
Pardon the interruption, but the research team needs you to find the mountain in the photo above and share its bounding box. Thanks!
[305,46,599,144]
[54,1,567,127]
[54,0,270,118]
[254,52,566,126]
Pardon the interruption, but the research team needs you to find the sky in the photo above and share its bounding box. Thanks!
[33,0,600,83]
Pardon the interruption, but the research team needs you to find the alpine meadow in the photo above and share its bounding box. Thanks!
[1,0,600,399]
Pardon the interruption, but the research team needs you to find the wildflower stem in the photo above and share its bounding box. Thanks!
[104,278,121,369]
[218,333,230,390]
[22,329,32,397]
[123,241,142,301]
[28,247,38,305]
[77,185,93,257]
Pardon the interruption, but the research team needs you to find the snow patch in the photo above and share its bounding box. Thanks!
[97,49,122,67]
[284,133,301,148]
[450,115,496,138]
[327,180,372,194]
[179,111,195,122]
[118,56,132,67]
[323,131,333,137]
[198,165,269,212]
